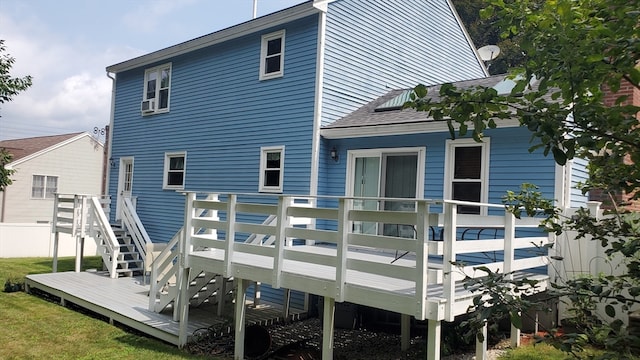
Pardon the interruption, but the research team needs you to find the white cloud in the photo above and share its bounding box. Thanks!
[121,0,199,34]
[0,10,142,140]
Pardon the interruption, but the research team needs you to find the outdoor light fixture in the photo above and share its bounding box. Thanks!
[330,147,338,162]
[109,157,115,167]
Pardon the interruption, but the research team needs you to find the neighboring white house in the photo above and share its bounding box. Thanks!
[0,132,104,257]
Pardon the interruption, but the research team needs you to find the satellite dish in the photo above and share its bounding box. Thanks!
[478,45,501,61]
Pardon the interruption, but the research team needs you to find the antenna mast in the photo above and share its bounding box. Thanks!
[253,0,258,19]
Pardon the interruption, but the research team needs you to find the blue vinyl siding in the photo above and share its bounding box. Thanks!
[321,127,557,203]
[570,157,589,207]
[321,0,486,126]
[109,15,320,243]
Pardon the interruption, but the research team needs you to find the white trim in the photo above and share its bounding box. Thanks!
[259,146,285,193]
[309,12,327,197]
[259,30,285,80]
[116,156,134,221]
[443,138,490,216]
[346,147,426,199]
[320,119,521,139]
[142,63,172,115]
[106,3,322,73]
[6,133,99,169]
[554,161,570,210]
[163,151,186,190]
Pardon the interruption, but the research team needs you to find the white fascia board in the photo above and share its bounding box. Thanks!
[6,133,100,169]
[320,119,521,139]
[106,3,322,73]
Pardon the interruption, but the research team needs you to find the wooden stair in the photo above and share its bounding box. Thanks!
[103,226,144,277]
[153,270,234,312]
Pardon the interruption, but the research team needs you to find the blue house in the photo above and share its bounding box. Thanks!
[102,0,587,358]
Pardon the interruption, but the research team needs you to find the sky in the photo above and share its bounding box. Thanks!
[0,0,305,141]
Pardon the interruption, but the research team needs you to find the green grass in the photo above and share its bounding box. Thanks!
[499,343,572,359]
[0,257,212,360]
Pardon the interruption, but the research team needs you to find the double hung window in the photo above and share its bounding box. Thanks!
[163,152,185,190]
[445,139,490,214]
[259,146,284,192]
[259,30,285,80]
[142,63,171,114]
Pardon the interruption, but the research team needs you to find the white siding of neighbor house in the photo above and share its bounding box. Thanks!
[2,134,104,223]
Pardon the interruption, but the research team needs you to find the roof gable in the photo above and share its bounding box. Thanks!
[0,132,89,165]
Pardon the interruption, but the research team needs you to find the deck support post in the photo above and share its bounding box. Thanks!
[216,275,226,316]
[178,267,191,348]
[75,236,83,273]
[510,321,521,348]
[322,296,335,360]
[52,232,60,273]
[426,319,441,360]
[283,288,291,319]
[401,314,411,351]
[234,278,249,360]
[475,321,488,360]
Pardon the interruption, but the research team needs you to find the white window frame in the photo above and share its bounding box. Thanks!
[163,151,186,190]
[443,138,490,215]
[31,174,58,199]
[142,62,172,115]
[259,30,285,80]
[259,146,285,193]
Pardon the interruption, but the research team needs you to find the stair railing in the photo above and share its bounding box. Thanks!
[120,197,152,264]
[87,196,120,278]
[148,194,218,312]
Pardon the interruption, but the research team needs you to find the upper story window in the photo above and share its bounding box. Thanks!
[259,30,285,80]
[444,138,490,215]
[259,146,284,193]
[163,152,185,190]
[142,63,171,115]
[32,175,58,199]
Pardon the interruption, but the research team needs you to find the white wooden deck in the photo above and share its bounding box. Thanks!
[24,271,303,346]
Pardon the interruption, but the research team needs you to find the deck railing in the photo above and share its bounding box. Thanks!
[180,193,550,321]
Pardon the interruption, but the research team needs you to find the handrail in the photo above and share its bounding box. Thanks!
[121,197,152,263]
[87,196,120,278]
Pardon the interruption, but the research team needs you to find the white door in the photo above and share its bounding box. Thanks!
[116,157,134,220]
[347,148,425,237]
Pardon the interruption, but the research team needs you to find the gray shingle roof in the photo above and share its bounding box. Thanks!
[322,74,512,130]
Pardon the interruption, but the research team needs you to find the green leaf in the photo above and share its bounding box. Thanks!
[510,311,523,329]
[552,147,567,165]
[414,84,427,98]
[605,304,616,318]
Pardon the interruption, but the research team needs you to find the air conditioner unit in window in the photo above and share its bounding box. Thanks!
[141,99,155,113]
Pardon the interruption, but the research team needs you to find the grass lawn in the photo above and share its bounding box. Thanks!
[0,256,212,360]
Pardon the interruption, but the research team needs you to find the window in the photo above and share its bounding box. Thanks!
[32,175,58,199]
[163,152,185,189]
[142,63,171,115]
[444,139,490,215]
[259,146,284,192]
[259,30,285,80]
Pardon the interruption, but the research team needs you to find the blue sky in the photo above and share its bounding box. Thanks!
[0,0,305,141]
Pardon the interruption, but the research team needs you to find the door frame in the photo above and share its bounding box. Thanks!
[116,156,134,221]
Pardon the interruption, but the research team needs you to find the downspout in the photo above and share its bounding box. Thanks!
[106,72,116,205]
[309,8,327,198]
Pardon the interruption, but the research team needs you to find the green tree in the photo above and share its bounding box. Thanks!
[452,0,529,74]
[406,0,640,357]
[0,39,33,191]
